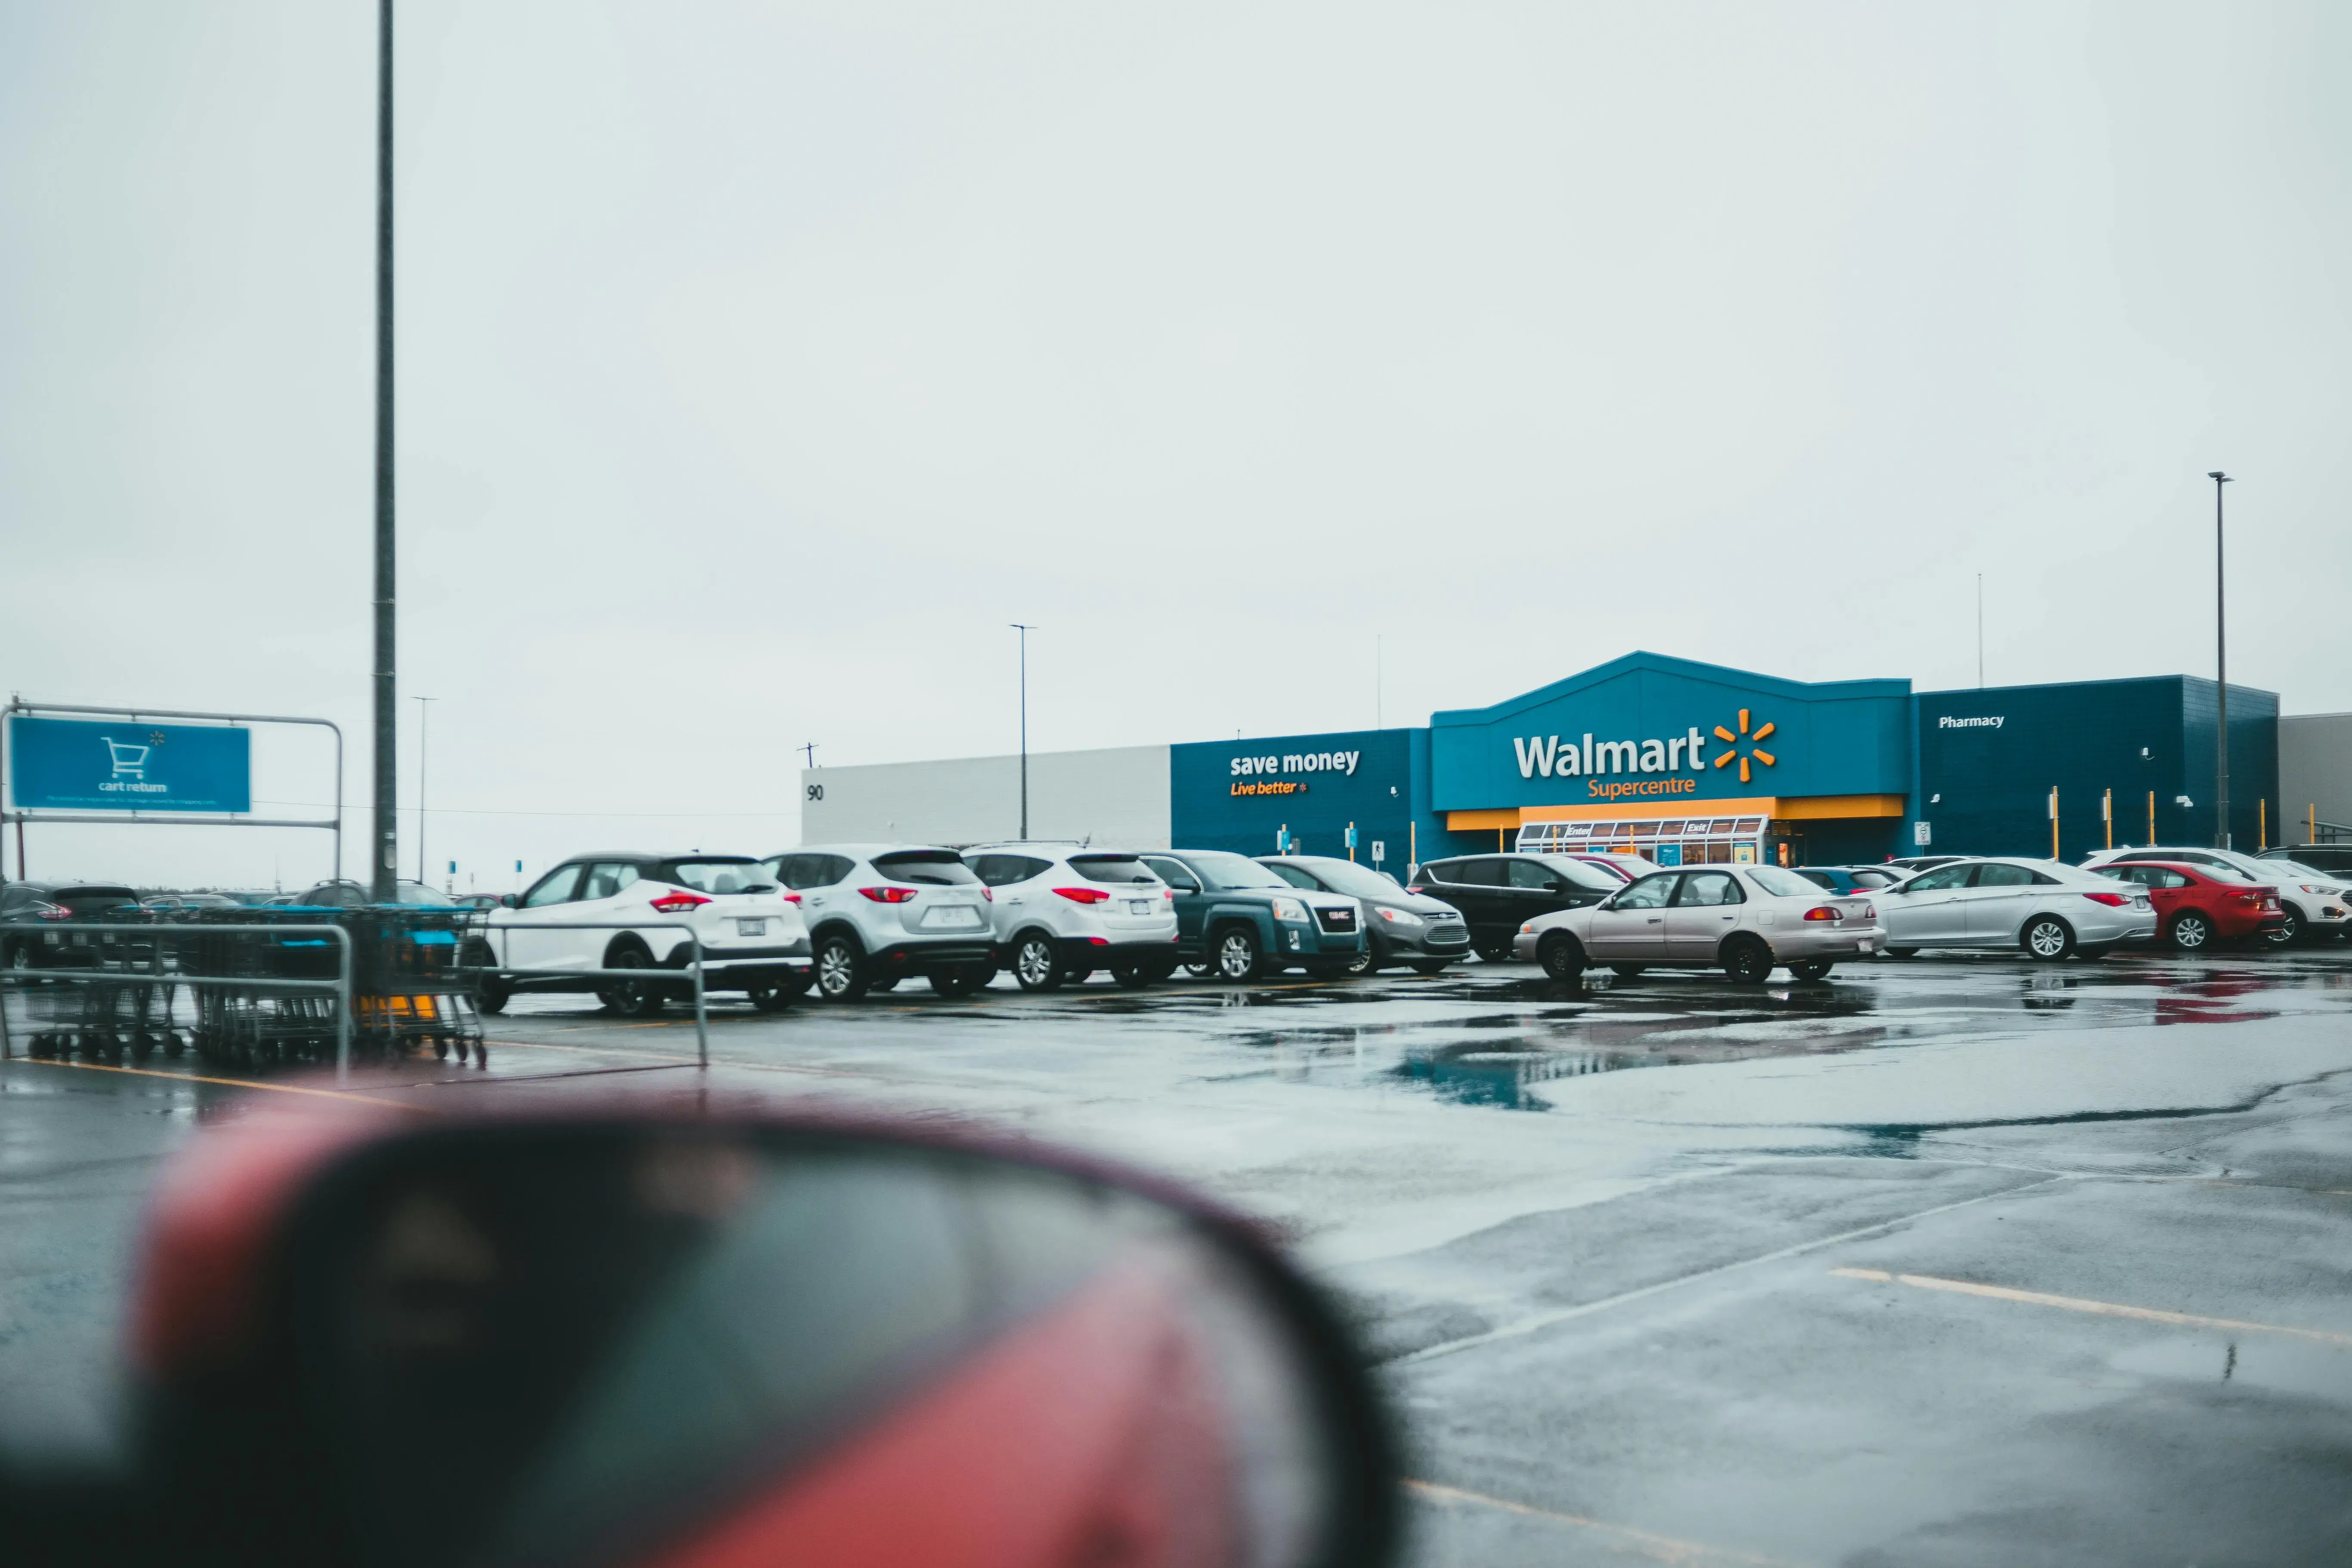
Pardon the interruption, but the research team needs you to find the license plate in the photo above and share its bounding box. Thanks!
[926,906,980,928]
[1127,900,1153,915]
[2132,897,2150,910]
[736,919,766,937]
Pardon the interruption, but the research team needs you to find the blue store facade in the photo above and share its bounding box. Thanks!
[1172,653,2279,870]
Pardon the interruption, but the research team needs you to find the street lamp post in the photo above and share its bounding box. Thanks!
[411,695,434,885]
[1010,625,1035,838]
[2209,470,2233,849]
[370,0,399,900]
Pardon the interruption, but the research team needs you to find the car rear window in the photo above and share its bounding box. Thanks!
[660,860,774,894]
[1067,855,1157,885]
[56,887,139,915]
[874,851,980,886]
[1746,866,1819,898]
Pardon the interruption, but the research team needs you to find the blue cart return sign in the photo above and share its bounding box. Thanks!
[7,717,252,813]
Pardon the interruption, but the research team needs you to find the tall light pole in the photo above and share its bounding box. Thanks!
[370,0,399,900]
[411,695,434,885]
[2209,471,2232,848]
[1011,624,1035,838]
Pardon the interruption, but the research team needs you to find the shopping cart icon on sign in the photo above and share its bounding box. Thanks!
[101,736,149,781]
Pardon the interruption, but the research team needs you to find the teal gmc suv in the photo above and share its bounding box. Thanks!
[1138,850,1368,981]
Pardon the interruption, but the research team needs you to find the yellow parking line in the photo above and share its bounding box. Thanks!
[1830,1268,2352,1347]
[6,1055,433,1111]
[1405,1479,1817,1568]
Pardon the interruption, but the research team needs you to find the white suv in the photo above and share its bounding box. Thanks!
[2081,845,2350,944]
[963,844,1181,990]
[762,845,998,1001]
[477,854,810,1016]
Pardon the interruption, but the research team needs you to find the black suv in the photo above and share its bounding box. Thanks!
[1406,854,1619,961]
[1,881,143,970]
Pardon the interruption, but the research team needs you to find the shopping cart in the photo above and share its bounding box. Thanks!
[100,735,149,780]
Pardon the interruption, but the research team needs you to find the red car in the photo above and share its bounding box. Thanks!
[2096,860,2285,951]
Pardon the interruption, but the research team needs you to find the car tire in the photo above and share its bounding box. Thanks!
[813,932,870,1001]
[1344,948,1374,976]
[2167,912,2213,953]
[2270,907,2303,946]
[1537,933,1587,984]
[596,942,664,1018]
[1183,960,1216,979]
[1884,947,1917,959]
[1410,959,1452,976]
[2020,915,2075,962]
[748,980,800,1011]
[473,974,512,1016]
[1474,940,1513,963]
[1109,961,1155,989]
[1212,925,1264,983]
[1609,963,1646,978]
[1012,932,1064,993]
[928,967,978,999]
[1722,936,1774,984]
[1789,959,1834,982]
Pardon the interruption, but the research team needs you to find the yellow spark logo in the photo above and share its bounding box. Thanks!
[1711,710,1776,785]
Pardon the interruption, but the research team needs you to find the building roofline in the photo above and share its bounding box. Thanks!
[1432,650,1910,728]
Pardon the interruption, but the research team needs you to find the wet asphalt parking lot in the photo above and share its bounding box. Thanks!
[5,946,2352,1565]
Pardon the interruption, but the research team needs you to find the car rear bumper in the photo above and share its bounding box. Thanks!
[871,939,998,972]
[1046,937,1178,968]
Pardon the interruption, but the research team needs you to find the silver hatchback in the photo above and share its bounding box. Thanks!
[1512,863,1881,983]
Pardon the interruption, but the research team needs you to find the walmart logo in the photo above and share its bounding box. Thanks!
[1711,710,1776,785]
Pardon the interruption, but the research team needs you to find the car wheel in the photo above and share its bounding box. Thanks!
[1183,960,1216,979]
[4,941,31,972]
[1537,933,1587,983]
[2020,915,2074,962]
[1474,940,1513,963]
[1608,963,1646,979]
[1722,936,1774,984]
[473,974,511,1016]
[1883,946,1917,959]
[928,967,977,999]
[1344,948,1374,975]
[596,943,664,1017]
[1213,925,1264,983]
[1789,959,1834,982]
[1108,961,1155,989]
[2167,912,2213,953]
[747,983,796,1011]
[2269,907,2302,946]
[1409,959,1453,976]
[813,933,869,1001]
[1013,933,1064,993]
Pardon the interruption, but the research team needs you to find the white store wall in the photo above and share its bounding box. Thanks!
[796,746,1172,848]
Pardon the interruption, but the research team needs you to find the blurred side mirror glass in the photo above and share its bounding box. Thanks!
[499,894,520,908]
[145,1120,1397,1568]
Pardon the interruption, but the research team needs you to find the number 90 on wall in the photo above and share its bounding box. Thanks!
[806,784,824,801]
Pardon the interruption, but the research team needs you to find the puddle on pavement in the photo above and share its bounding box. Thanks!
[2112,1333,2352,1402]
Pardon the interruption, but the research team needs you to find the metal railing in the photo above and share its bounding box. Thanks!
[459,921,714,1067]
[0,922,354,1073]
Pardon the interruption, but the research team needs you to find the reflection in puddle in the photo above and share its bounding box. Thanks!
[2112,1334,2352,1402]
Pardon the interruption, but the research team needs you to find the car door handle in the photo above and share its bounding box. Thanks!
[1646,916,1662,924]
[1006,896,1023,904]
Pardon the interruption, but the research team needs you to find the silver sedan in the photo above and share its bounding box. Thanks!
[1512,863,1882,984]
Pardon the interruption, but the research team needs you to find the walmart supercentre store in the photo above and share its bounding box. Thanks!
[802,653,2351,873]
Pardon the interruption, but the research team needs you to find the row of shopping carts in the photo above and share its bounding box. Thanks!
[0,905,490,1068]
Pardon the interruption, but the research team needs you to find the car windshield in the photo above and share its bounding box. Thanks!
[873,851,980,886]
[1747,866,1823,898]
[2205,863,2257,883]
[1067,855,1158,885]
[661,859,777,894]
[1541,858,1624,892]
[390,881,452,905]
[1295,859,1406,898]
[1185,852,1292,891]
[2265,860,2329,880]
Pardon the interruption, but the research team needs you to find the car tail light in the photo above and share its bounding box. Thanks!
[2081,892,2130,907]
[858,886,918,903]
[982,888,992,901]
[1163,888,1176,900]
[779,891,802,904]
[1858,903,1876,920]
[31,902,71,922]
[1053,887,1110,904]
[1085,936,1108,946]
[647,890,713,913]
[1802,906,1844,922]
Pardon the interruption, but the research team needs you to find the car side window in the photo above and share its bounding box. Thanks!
[770,855,813,890]
[1507,860,1558,890]
[579,863,642,901]
[1907,864,1972,892]
[1453,859,1507,887]
[1973,863,2035,888]
[1420,860,1462,884]
[966,855,1010,887]
[0,886,28,912]
[1013,857,1054,881]
[1266,863,1320,890]
[1674,871,1743,906]
[2157,869,2192,888]
[812,855,855,887]
[1613,874,1675,909]
[1142,857,1199,891]
[521,866,582,908]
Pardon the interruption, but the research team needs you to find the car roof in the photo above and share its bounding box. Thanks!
[785,843,957,858]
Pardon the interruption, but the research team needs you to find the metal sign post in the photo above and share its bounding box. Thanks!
[3,699,343,880]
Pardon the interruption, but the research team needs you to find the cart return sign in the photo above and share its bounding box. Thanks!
[7,716,252,813]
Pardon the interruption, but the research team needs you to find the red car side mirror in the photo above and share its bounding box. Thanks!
[17,1105,1398,1568]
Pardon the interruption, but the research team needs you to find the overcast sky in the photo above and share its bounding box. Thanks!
[3,1,2347,889]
